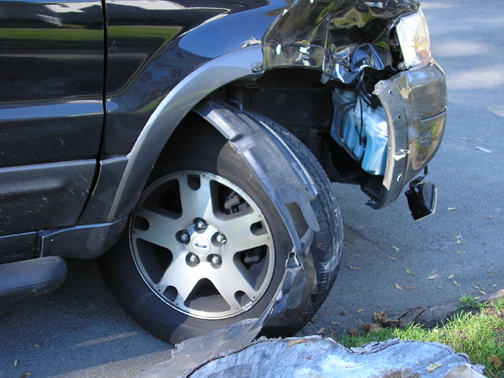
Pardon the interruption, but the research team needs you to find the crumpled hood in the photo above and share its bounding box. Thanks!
[263,0,420,83]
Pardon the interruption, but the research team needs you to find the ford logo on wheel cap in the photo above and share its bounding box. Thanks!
[192,236,210,254]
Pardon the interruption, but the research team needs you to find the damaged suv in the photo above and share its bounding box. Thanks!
[0,0,446,344]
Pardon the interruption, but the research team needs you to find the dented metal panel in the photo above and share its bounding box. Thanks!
[263,0,420,83]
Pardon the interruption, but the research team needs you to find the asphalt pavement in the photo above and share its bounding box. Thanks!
[1,0,503,377]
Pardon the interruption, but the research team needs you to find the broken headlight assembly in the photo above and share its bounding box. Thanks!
[396,9,431,70]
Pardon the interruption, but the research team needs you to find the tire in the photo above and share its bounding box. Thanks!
[251,114,343,337]
[98,112,342,344]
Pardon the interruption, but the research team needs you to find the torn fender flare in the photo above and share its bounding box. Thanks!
[193,98,320,255]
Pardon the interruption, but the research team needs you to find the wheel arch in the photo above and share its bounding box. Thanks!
[79,45,264,226]
[79,45,320,258]
[108,46,264,224]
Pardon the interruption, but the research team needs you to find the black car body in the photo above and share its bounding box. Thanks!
[0,0,446,343]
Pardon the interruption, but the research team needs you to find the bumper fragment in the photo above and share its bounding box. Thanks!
[372,60,447,209]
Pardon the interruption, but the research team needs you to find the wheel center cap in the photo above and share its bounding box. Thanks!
[192,235,211,254]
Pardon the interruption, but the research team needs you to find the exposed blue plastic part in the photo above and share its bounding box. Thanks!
[331,89,388,175]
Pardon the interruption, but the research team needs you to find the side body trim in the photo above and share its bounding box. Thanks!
[40,218,127,259]
[0,160,96,236]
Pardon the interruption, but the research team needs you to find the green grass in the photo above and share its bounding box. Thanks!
[336,297,504,378]
[460,293,490,311]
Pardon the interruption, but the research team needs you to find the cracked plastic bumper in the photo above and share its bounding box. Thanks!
[372,61,447,209]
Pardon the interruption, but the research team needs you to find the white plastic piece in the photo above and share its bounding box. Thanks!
[331,90,388,175]
[356,99,388,175]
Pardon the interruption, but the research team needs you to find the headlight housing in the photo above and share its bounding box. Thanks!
[396,9,431,69]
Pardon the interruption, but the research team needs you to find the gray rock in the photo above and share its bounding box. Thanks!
[139,336,485,378]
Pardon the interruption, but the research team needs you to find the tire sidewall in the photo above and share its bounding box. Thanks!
[101,132,293,344]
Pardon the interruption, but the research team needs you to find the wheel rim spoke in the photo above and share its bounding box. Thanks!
[134,208,183,256]
[157,257,201,302]
[224,212,271,253]
[209,268,259,310]
[179,174,213,221]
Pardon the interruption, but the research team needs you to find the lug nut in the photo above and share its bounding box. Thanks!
[195,218,208,230]
[188,253,200,265]
[215,232,227,244]
[179,231,190,243]
[211,255,222,266]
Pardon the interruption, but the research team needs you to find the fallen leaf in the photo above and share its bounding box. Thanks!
[14,360,18,367]
[311,316,318,322]
[387,256,398,262]
[477,138,483,142]
[453,280,461,287]
[479,290,486,295]
[489,215,494,219]
[459,137,469,140]
[475,285,484,290]
[33,345,39,347]
[447,274,455,279]
[47,301,57,305]
[330,321,340,325]
[341,311,347,315]
[356,309,366,313]
[439,248,450,253]
[428,274,438,280]
[348,328,358,335]
[406,269,414,275]
[348,266,360,270]
[392,246,400,252]
[21,374,32,378]
[456,251,465,255]
[374,309,387,323]
[447,207,456,211]
[438,286,442,289]
[306,357,312,360]
[287,339,307,347]
[321,311,330,315]
[457,240,461,245]
[359,322,383,333]
[403,286,417,290]
[427,363,443,372]
[395,283,403,290]
[485,133,491,136]
[315,327,325,335]
[455,235,462,239]
[488,355,503,368]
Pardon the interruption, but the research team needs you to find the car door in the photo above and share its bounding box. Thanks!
[0,1,104,241]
